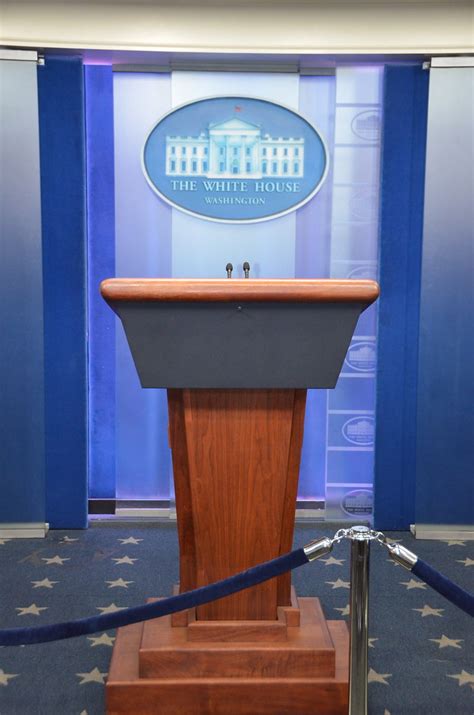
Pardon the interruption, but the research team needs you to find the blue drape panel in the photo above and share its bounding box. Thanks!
[374,65,429,529]
[38,57,88,528]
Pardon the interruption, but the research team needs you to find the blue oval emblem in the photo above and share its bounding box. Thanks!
[341,489,373,516]
[142,96,328,223]
[345,341,377,373]
[342,416,375,446]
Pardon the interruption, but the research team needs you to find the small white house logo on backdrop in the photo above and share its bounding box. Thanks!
[342,416,375,446]
[345,342,377,372]
[347,265,378,280]
[342,489,373,516]
[351,110,381,142]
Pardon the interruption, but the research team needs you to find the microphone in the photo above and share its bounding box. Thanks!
[226,262,233,279]
[243,261,250,279]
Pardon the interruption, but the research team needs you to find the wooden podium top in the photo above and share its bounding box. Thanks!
[100,278,379,305]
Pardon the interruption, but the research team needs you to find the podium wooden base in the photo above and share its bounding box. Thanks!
[106,591,349,715]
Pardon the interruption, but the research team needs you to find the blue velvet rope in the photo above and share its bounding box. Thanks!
[412,558,474,617]
[0,548,309,646]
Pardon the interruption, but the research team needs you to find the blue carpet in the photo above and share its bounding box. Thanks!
[0,524,472,714]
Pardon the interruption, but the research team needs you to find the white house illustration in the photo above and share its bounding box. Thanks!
[166,117,304,179]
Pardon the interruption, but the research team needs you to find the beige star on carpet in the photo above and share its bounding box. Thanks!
[321,556,345,566]
[386,559,400,566]
[0,669,19,686]
[80,710,88,715]
[384,710,392,715]
[41,555,70,565]
[447,670,474,687]
[16,603,48,616]
[440,540,466,546]
[0,539,11,546]
[334,604,350,616]
[385,537,402,544]
[60,536,79,543]
[76,667,108,685]
[456,557,474,567]
[413,604,444,617]
[430,635,463,649]
[112,556,137,565]
[326,578,350,589]
[106,578,134,588]
[400,578,426,590]
[117,537,143,545]
[368,637,378,648]
[96,603,126,614]
[31,578,58,589]
[87,633,115,647]
[368,668,391,685]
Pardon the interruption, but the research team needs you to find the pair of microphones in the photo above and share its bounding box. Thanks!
[226,262,250,279]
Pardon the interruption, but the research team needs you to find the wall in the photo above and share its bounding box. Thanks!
[0,58,45,530]
[415,65,474,531]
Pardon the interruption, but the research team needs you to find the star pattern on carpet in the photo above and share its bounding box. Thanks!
[87,633,115,647]
[106,578,134,588]
[76,667,108,685]
[321,556,345,566]
[96,603,126,614]
[385,559,400,567]
[334,604,350,616]
[117,537,143,545]
[0,539,12,546]
[429,635,463,649]
[112,556,137,565]
[16,603,48,616]
[413,604,444,617]
[41,555,70,565]
[60,536,79,543]
[31,578,58,589]
[368,668,392,685]
[0,669,19,686]
[447,670,474,687]
[440,540,466,546]
[400,578,426,590]
[326,578,350,589]
[456,557,474,566]
[368,638,378,648]
[385,537,402,545]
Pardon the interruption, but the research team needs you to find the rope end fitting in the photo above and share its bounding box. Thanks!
[303,536,333,562]
[387,543,418,570]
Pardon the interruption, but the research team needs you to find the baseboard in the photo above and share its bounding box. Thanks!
[89,499,325,522]
[115,507,172,518]
[0,522,49,538]
[411,523,474,540]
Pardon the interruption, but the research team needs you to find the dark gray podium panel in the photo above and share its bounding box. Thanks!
[112,301,366,389]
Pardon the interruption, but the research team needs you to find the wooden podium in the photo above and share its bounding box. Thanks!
[100,279,379,715]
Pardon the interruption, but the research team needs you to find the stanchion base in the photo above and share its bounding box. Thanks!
[106,594,348,715]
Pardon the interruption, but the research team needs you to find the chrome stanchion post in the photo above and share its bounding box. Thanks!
[348,525,371,715]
